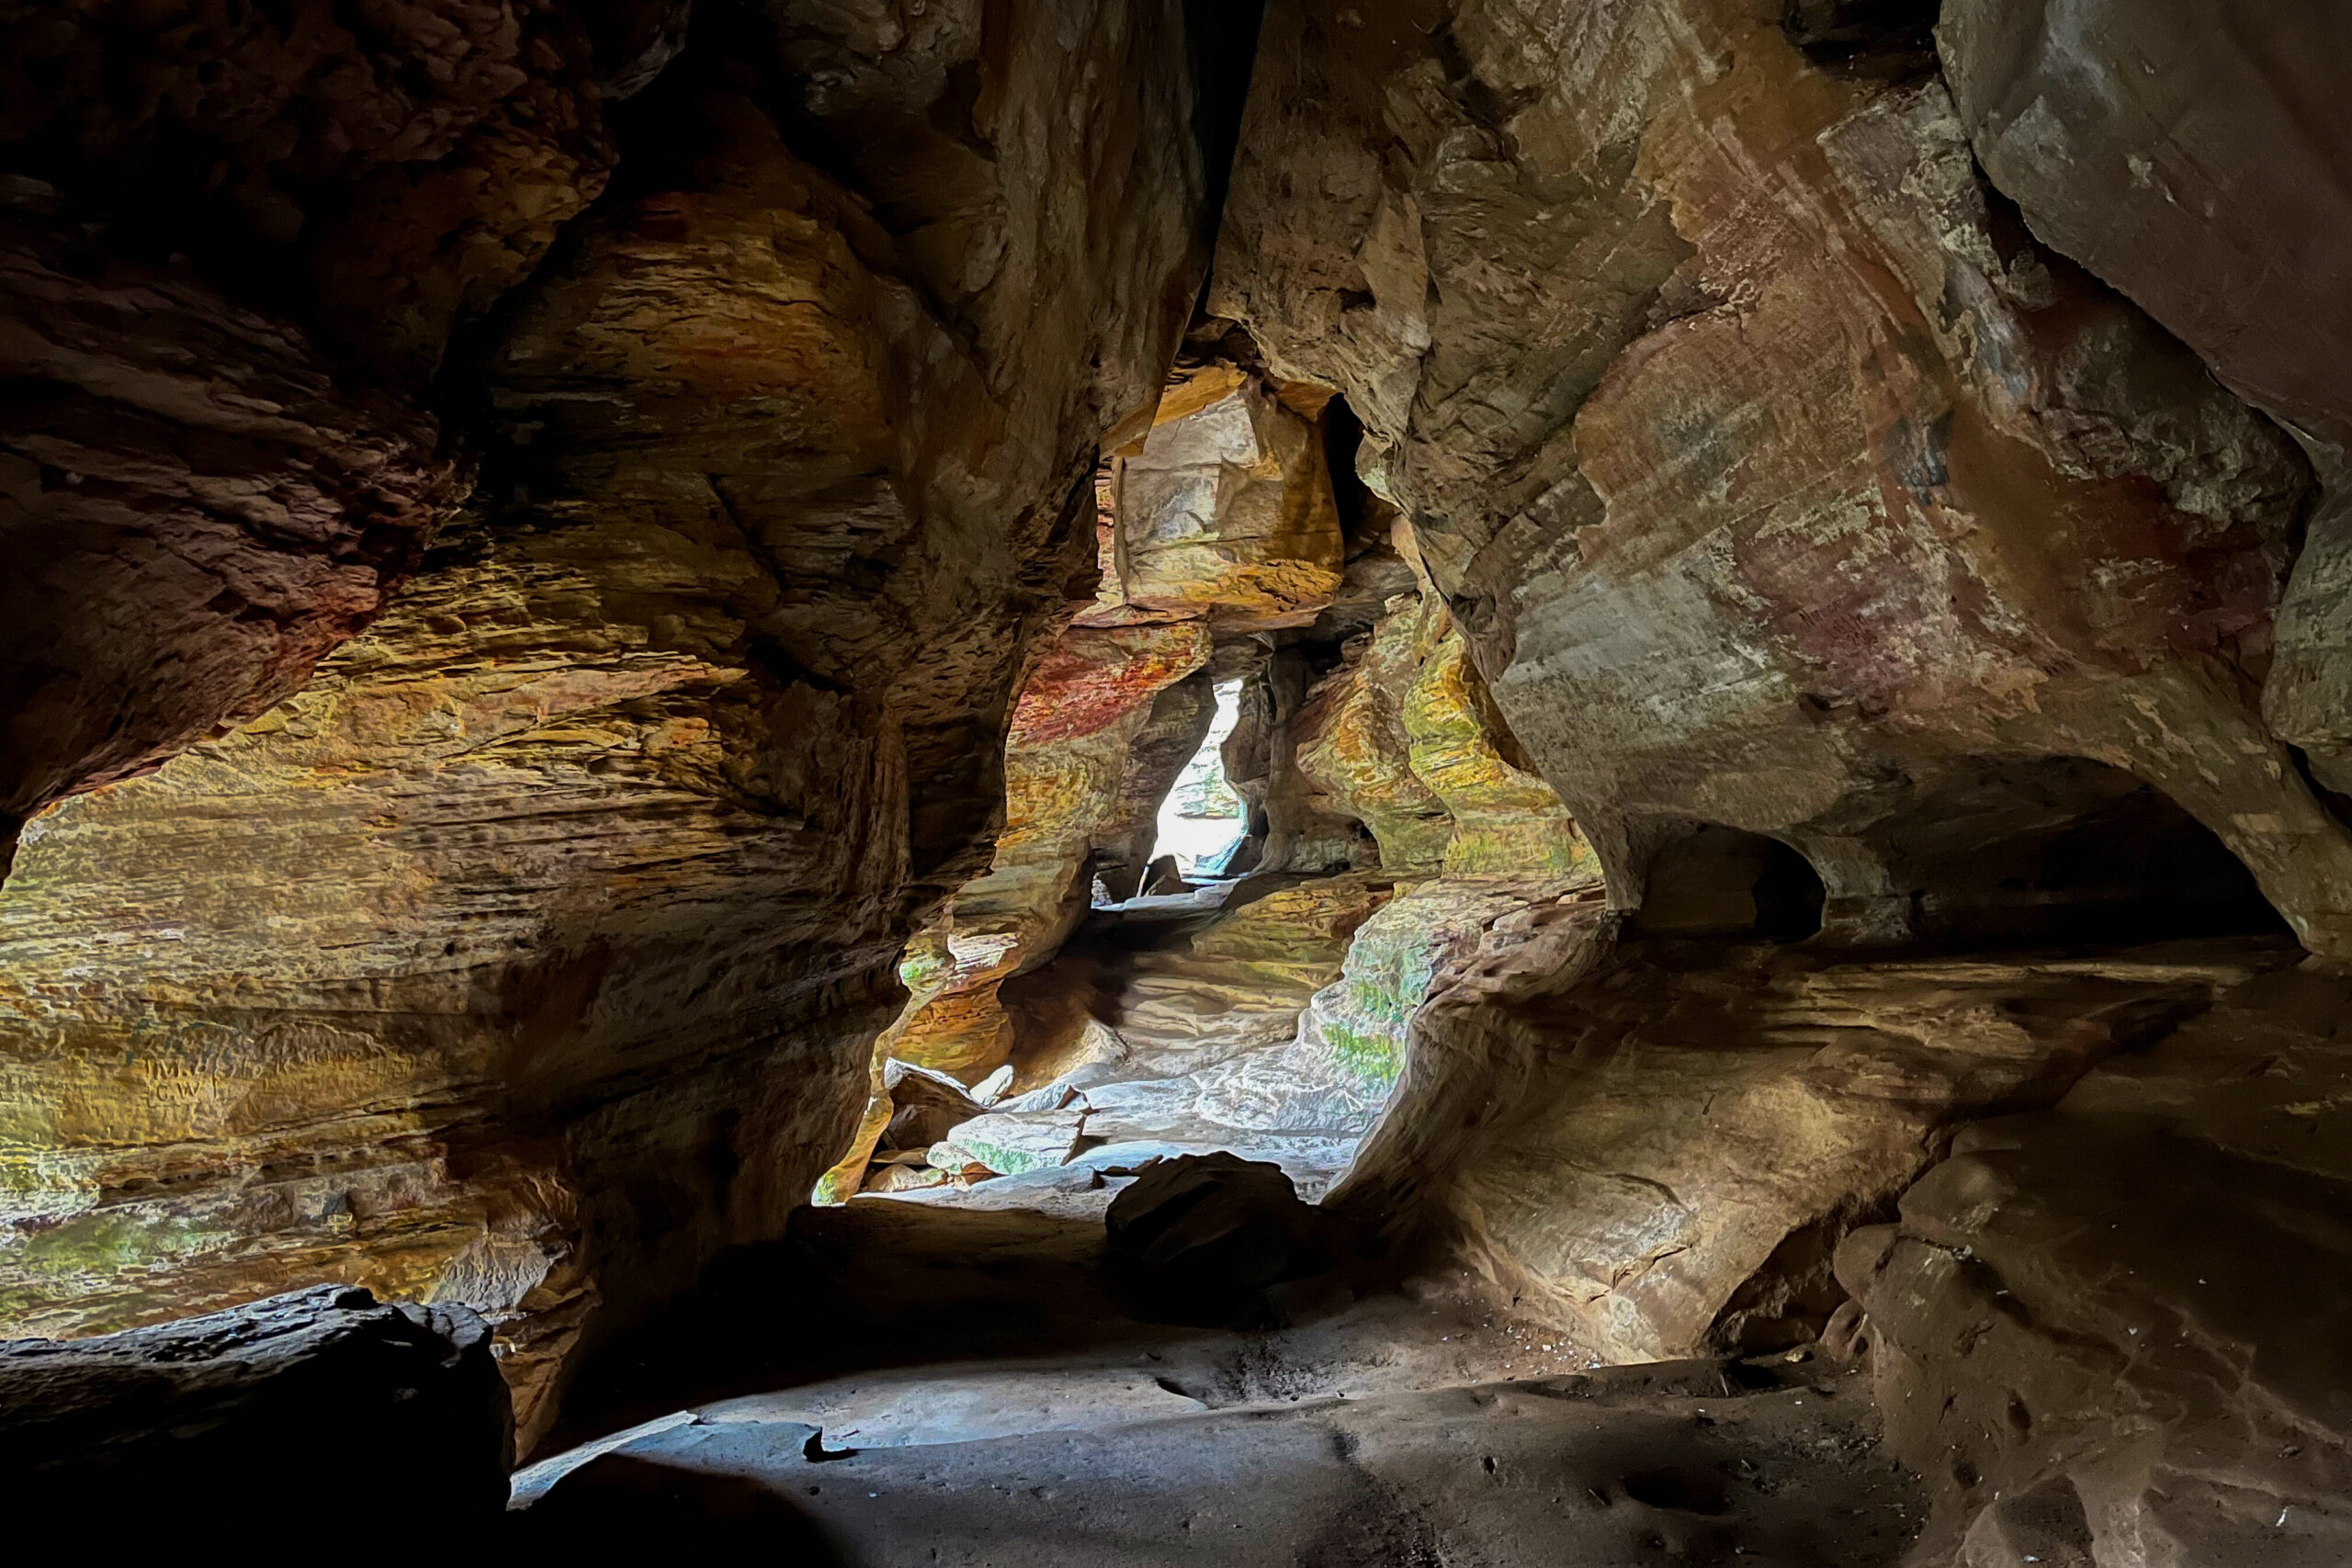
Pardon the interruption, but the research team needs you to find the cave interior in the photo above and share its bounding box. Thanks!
[4,0,2352,1561]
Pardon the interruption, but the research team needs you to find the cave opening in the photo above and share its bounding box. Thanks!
[1142,675,1246,885]
[1634,824,1827,942]
[1870,756,2291,949]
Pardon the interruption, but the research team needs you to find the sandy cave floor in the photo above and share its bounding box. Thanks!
[510,1197,1926,1563]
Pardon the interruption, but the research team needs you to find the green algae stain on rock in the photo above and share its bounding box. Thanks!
[1303,879,1588,1097]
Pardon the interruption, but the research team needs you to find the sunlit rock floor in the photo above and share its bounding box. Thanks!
[512,1201,1924,1563]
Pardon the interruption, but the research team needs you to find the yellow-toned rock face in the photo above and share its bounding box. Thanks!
[0,9,1221,1447]
[854,622,1211,1089]
[829,358,1363,1187]
[1111,377,1345,629]
[0,0,629,868]
[1297,593,1597,880]
[1295,597,1453,873]
[824,355,1377,1196]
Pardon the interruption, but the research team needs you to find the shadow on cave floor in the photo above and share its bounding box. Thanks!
[514,1199,1926,1564]
[526,1194,1576,1485]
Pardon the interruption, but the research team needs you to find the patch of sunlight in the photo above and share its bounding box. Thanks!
[1151,679,1246,877]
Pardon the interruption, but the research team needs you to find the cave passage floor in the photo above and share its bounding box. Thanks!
[513,1199,1926,1564]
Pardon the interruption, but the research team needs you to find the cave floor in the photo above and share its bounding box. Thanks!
[514,1199,1926,1564]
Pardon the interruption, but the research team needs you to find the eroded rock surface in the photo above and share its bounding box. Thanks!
[0,0,1227,1446]
[10,1,2352,1548]
[0,0,643,867]
[0,1283,511,1533]
[1842,965,2352,1564]
[1340,922,2298,1364]
[1935,0,2352,819]
[1212,0,2352,958]
[1108,367,1345,628]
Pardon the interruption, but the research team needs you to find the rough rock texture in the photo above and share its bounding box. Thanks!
[0,0,648,869]
[1107,367,1345,628]
[1248,876,1600,1115]
[1224,643,1378,875]
[861,574,1601,1201]
[811,619,1215,1201]
[16,3,2352,1544]
[888,878,1609,1206]
[1295,596,1457,872]
[1934,0,2352,810]
[869,622,1212,1083]
[1338,919,2297,1364]
[821,356,1365,1196]
[917,874,1396,1192]
[1296,589,1597,878]
[0,1283,511,1533]
[0,2,1223,1446]
[1841,964,2352,1564]
[1212,0,2352,958]
[0,228,467,874]
[1935,0,2350,459]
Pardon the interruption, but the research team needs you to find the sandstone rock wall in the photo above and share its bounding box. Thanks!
[0,0,1227,1447]
[1935,0,2352,818]
[820,350,1375,1198]
[1295,588,1598,879]
[990,873,1397,1193]
[0,0,651,870]
[1840,964,2352,1563]
[1204,10,2352,1478]
[1336,919,2296,1363]
[1211,0,2352,959]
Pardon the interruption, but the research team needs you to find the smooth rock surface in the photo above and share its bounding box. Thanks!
[1935,0,2352,812]
[1340,925,2296,1364]
[1213,0,2352,957]
[525,1359,1921,1563]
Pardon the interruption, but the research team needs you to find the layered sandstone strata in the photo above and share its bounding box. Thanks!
[1841,964,2352,1562]
[0,1,1223,1447]
[0,0,646,867]
[1212,0,2352,958]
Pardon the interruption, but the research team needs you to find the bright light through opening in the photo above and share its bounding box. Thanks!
[1149,679,1246,880]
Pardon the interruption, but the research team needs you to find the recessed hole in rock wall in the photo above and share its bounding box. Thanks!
[1781,0,1940,79]
[1619,1467,1736,1517]
[1873,757,2290,947]
[1635,826,1826,942]
[1321,393,1372,549]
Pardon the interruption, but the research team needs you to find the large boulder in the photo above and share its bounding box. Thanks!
[0,1285,512,1534]
[1838,966,2352,1564]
